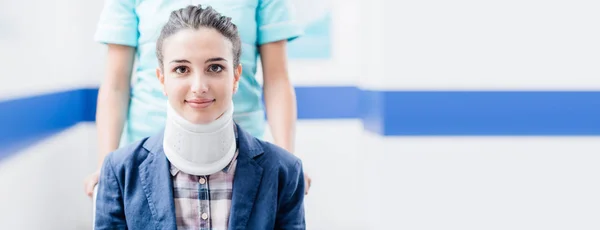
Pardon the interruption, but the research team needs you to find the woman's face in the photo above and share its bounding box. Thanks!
[157,28,241,124]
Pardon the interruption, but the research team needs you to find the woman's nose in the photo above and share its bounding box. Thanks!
[191,75,209,94]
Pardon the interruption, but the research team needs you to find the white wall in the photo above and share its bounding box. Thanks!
[0,0,107,229]
[0,0,105,100]
[287,0,360,87]
[357,1,600,229]
[0,124,97,230]
[0,0,105,227]
[363,135,600,229]
[361,0,600,90]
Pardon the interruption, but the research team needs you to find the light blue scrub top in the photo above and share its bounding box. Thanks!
[94,0,303,146]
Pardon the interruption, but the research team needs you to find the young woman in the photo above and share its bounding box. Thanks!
[94,5,305,229]
[86,0,312,197]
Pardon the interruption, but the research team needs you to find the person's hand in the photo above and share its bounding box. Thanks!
[304,172,312,195]
[84,169,100,198]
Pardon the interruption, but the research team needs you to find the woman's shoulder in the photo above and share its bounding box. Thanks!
[252,139,303,175]
[236,125,302,172]
[251,139,305,199]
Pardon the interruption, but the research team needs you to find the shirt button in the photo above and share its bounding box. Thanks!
[199,177,206,184]
[201,212,208,220]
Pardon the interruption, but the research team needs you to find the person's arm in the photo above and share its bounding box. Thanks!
[275,160,306,229]
[95,153,127,229]
[260,40,296,153]
[256,0,311,194]
[84,44,135,197]
[84,0,138,197]
[96,45,134,169]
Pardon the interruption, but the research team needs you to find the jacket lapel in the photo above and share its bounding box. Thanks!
[228,124,264,230]
[140,131,177,230]
[137,125,264,230]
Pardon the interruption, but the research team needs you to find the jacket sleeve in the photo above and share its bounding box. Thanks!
[275,160,306,230]
[94,153,128,229]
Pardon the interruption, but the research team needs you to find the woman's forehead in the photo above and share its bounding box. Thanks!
[162,28,233,61]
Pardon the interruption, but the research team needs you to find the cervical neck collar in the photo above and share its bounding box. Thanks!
[163,101,236,176]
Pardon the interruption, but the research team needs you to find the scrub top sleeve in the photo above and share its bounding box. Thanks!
[94,0,139,47]
[256,0,304,45]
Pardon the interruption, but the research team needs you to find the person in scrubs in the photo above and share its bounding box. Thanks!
[84,0,312,196]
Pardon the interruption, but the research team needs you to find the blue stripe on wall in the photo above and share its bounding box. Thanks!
[364,91,600,136]
[1,87,600,159]
[0,89,92,161]
[295,86,358,119]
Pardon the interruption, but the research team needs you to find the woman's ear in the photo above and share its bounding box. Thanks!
[156,67,167,96]
[233,64,242,93]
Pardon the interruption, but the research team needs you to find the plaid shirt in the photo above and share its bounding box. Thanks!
[170,150,238,230]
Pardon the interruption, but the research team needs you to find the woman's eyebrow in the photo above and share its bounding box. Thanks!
[205,57,227,63]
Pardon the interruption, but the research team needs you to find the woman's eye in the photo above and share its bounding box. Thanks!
[208,64,223,73]
[174,66,188,74]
